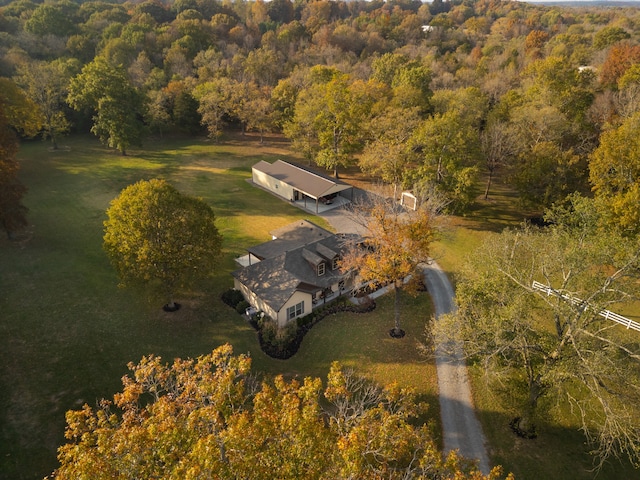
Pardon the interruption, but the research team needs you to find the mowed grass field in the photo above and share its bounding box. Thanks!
[0,135,438,479]
[1,134,637,480]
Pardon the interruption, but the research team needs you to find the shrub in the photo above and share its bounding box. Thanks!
[222,288,245,308]
[258,320,299,359]
[235,300,250,314]
[258,296,377,360]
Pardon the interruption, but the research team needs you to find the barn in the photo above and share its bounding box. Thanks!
[252,160,354,213]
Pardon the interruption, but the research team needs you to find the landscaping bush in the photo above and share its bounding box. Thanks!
[259,320,299,359]
[258,296,376,360]
[221,288,245,309]
[235,300,250,314]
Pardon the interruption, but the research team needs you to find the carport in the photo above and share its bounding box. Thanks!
[252,160,354,213]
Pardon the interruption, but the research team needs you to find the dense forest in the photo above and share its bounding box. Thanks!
[2,0,640,235]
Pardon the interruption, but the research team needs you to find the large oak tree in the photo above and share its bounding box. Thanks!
[103,179,222,309]
[50,344,510,480]
[443,218,640,467]
[68,57,146,155]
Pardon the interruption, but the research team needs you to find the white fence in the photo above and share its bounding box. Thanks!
[531,281,640,333]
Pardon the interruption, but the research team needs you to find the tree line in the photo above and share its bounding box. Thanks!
[2,0,640,236]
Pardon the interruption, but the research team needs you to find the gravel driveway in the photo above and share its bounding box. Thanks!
[423,262,491,474]
[315,195,491,474]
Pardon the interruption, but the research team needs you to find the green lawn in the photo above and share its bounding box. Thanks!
[3,134,637,479]
[0,135,437,479]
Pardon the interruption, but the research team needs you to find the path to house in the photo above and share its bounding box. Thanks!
[422,262,491,474]
[312,191,491,474]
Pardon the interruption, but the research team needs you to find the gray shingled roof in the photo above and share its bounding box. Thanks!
[252,160,352,199]
[247,220,334,260]
[232,227,358,313]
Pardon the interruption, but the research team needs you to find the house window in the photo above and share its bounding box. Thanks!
[317,262,325,276]
[287,301,304,319]
[332,257,339,270]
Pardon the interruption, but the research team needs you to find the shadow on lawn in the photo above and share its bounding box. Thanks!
[474,406,639,480]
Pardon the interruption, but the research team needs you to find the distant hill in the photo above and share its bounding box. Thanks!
[525,0,640,6]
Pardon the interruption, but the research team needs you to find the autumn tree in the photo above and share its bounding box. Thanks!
[589,111,640,235]
[103,179,222,310]
[600,43,640,88]
[67,57,146,155]
[443,219,640,467]
[50,344,510,479]
[0,78,41,239]
[341,197,436,337]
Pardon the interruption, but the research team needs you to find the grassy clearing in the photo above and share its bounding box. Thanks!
[0,134,436,479]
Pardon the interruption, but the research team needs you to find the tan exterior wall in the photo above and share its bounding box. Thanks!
[233,279,311,328]
[276,291,311,328]
[233,279,277,321]
[252,168,295,202]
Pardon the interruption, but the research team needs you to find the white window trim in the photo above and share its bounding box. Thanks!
[287,301,305,319]
[317,262,326,276]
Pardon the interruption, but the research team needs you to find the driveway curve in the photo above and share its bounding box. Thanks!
[315,194,491,474]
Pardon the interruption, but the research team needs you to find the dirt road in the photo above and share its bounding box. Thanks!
[423,262,491,474]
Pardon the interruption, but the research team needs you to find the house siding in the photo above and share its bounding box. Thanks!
[234,278,312,328]
[277,291,311,327]
[233,278,278,321]
[252,168,295,202]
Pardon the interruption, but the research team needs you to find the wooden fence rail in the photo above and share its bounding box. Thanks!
[531,281,640,333]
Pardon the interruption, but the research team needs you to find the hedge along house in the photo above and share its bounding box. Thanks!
[232,220,358,327]
[252,160,354,213]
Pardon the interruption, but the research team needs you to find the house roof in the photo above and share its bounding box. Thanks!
[248,220,334,260]
[252,160,352,199]
[233,223,358,313]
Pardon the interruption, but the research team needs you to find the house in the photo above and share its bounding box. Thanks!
[232,220,357,327]
[252,160,354,213]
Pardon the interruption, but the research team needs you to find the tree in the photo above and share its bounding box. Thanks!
[372,54,433,116]
[600,43,640,88]
[193,77,235,141]
[239,84,273,142]
[444,220,640,468]
[589,111,640,235]
[24,0,78,37]
[409,110,480,213]
[50,344,510,479]
[103,179,222,310]
[0,78,41,239]
[286,74,384,178]
[16,59,75,149]
[67,57,146,155]
[479,119,516,200]
[359,106,421,200]
[340,198,435,337]
[593,26,630,51]
[511,141,583,210]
